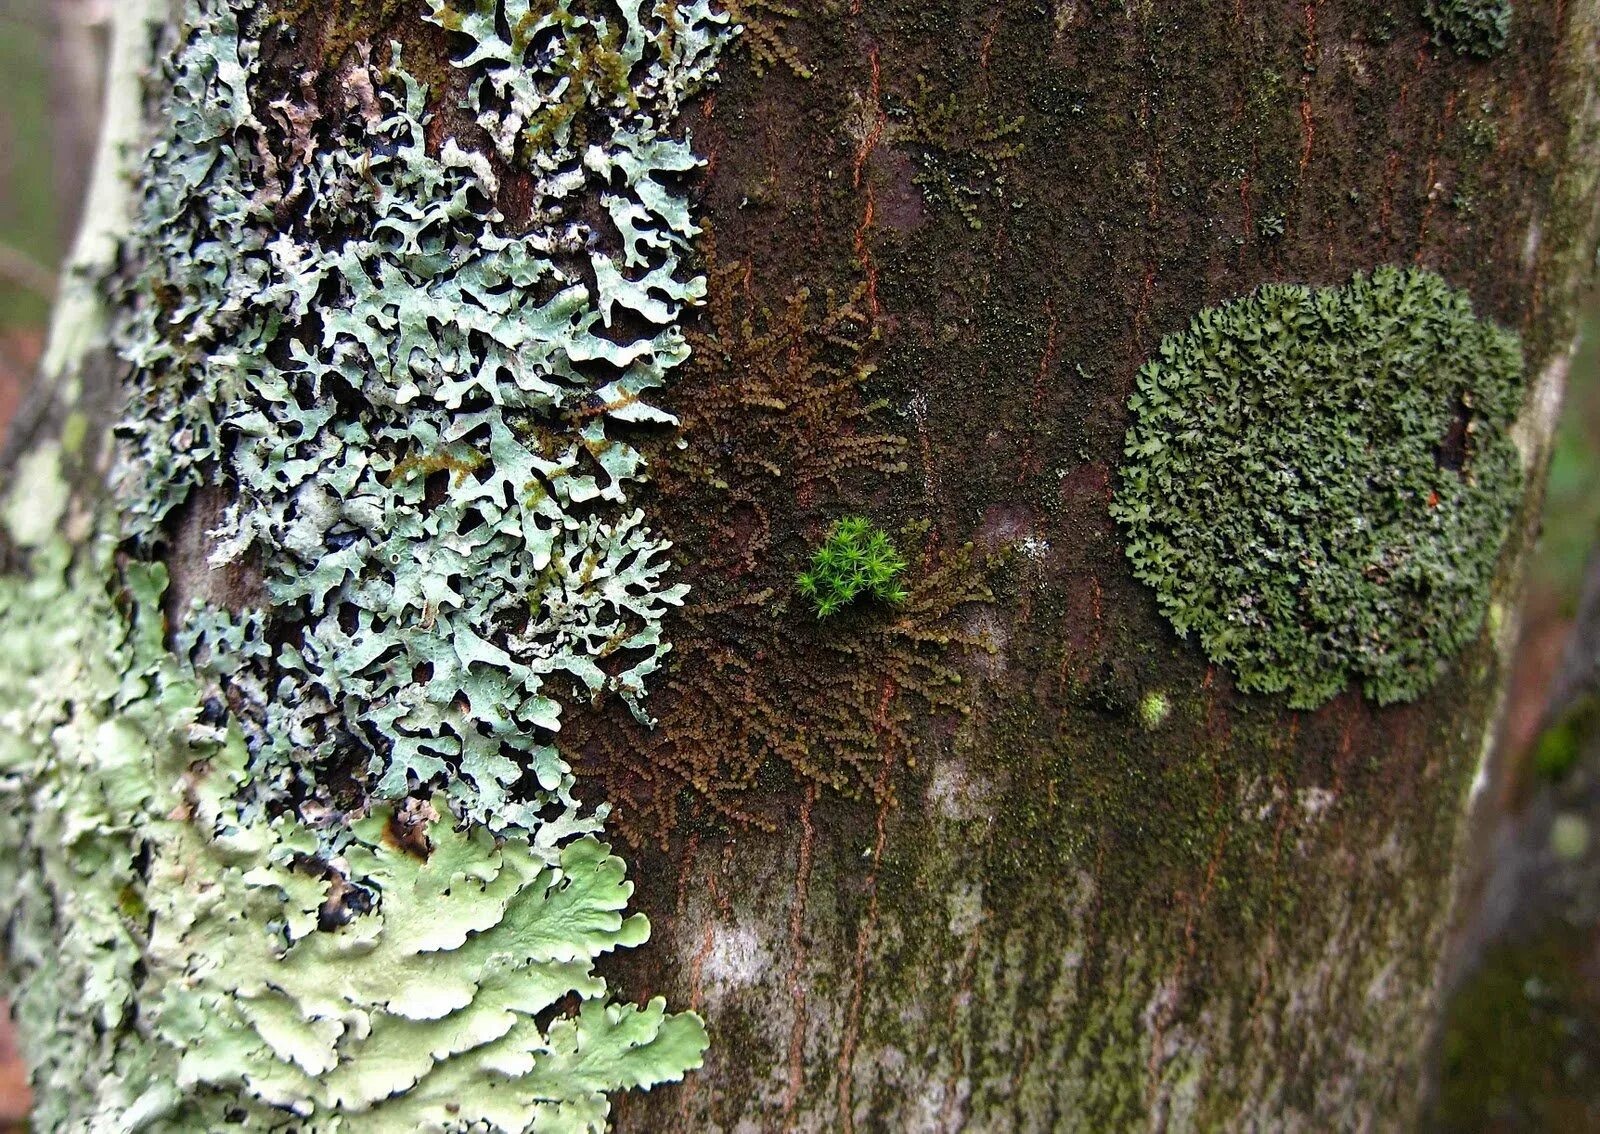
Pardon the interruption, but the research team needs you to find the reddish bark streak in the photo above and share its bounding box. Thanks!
[1414,92,1457,261]
[1291,0,1320,239]
[979,10,1001,88]
[852,48,885,317]
[835,682,898,1133]
[780,783,819,1128]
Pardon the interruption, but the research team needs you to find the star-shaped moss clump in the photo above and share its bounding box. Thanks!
[798,517,908,618]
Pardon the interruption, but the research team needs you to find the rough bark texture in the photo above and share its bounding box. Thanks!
[3,1,1600,1131]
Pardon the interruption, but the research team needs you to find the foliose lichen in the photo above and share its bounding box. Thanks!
[1424,0,1513,58]
[1111,267,1525,709]
[114,0,728,831]
[2,0,740,1126]
[1,531,706,1131]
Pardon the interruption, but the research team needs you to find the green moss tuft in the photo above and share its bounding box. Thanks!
[797,516,908,618]
[1424,0,1513,59]
[1111,267,1525,709]
[1138,691,1171,731]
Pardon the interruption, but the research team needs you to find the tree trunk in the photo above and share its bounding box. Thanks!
[3,1,1600,1132]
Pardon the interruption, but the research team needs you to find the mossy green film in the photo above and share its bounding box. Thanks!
[1111,267,1525,710]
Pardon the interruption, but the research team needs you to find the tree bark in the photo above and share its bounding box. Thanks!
[3,1,1600,1132]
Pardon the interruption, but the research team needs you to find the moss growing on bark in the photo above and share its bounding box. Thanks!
[797,515,908,617]
[1111,267,1525,709]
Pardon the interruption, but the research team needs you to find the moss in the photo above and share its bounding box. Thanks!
[797,515,908,617]
[885,74,1025,232]
[1137,690,1171,730]
[1533,696,1599,781]
[1424,0,1513,59]
[1111,267,1525,709]
[561,251,990,842]
[720,0,837,80]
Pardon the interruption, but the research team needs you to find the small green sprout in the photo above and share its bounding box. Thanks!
[1139,691,1172,731]
[797,517,908,618]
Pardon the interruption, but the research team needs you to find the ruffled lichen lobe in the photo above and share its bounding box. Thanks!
[1,530,708,1131]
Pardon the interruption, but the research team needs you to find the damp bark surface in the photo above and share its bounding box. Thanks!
[2,1,1600,1131]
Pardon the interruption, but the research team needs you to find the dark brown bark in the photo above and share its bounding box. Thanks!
[585,3,1600,1130]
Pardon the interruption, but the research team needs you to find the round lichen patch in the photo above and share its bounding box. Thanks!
[1111,267,1525,709]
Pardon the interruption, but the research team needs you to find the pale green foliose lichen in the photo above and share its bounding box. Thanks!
[1111,267,1525,709]
[3,0,735,1127]
[1,537,706,1131]
[2,440,70,550]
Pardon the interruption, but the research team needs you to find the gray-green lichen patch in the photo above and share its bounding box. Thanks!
[1424,0,1513,58]
[0,537,705,1131]
[1111,267,1525,709]
[112,0,729,831]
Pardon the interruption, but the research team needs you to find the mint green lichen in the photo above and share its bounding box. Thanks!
[1111,267,1525,709]
[1424,0,1513,58]
[0,541,168,1130]
[797,516,909,618]
[152,792,706,1129]
[1,536,705,1131]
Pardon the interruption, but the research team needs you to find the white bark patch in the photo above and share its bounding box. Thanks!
[925,755,995,821]
[701,926,769,1003]
[1512,346,1573,473]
